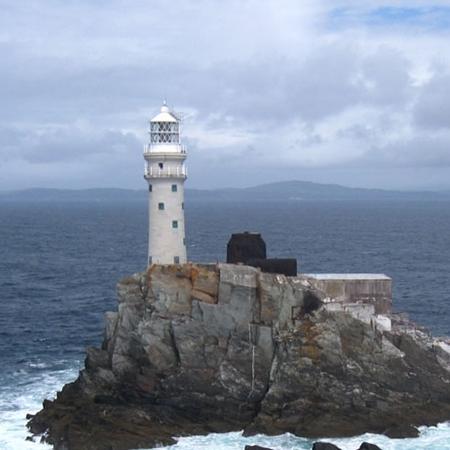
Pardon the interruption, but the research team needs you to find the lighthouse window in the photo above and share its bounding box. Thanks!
[182,202,184,210]
[148,184,152,192]
[174,256,180,264]
[158,162,164,169]
[171,184,177,192]
[172,220,178,229]
[158,202,165,210]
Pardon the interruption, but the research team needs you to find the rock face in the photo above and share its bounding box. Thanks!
[28,264,450,450]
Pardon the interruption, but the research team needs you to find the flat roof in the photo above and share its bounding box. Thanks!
[304,273,391,280]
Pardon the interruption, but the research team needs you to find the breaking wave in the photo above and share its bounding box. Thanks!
[0,362,79,450]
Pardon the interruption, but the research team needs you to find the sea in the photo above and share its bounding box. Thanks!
[0,199,450,450]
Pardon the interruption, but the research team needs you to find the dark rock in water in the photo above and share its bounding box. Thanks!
[245,445,274,450]
[383,424,419,438]
[312,444,384,450]
[227,232,266,263]
[312,443,342,450]
[27,264,450,450]
[358,442,383,450]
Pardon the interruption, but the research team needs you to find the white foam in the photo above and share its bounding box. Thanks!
[0,364,80,450]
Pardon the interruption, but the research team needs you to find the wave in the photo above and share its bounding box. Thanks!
[0,364,80,450]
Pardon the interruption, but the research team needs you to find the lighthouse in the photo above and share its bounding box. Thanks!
[144,102,187,265]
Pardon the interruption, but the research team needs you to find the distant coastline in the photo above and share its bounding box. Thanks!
[1,180,449,203]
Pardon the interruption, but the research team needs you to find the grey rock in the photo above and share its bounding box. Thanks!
[28,263,450,450]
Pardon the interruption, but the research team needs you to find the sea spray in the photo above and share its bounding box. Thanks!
[0,363,79,450]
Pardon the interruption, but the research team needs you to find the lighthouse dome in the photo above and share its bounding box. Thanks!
[150,103,178,123]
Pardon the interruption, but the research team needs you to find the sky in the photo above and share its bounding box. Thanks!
[1,1,450,191]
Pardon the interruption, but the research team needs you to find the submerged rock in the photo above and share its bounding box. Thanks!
[312,443,342,450]
[358,443,383,450]
[311,442,383,450]
[244,446,274,450]
[28,264,450,450]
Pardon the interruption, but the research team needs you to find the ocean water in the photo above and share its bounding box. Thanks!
[0,200,449,450]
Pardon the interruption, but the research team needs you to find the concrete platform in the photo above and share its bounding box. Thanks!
[303,273,392,314]
[304,273,391,280]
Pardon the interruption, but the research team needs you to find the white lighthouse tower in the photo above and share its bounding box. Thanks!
[144,102,187,265]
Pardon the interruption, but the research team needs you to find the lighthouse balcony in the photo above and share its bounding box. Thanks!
[144,144,187,155]
[144,166,187,179]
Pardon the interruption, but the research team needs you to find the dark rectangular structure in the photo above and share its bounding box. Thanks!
[246,258,298,277]
[227,232,266,264]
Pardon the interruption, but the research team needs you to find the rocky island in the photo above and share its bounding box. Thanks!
[28,263,450,450]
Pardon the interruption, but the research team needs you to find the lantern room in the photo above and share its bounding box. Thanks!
[149,103,180,145]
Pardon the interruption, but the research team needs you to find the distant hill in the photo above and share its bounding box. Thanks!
[188,180,450,202]
[0,181,449,203]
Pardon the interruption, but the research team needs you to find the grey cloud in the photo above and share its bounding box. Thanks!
[413,72,450,129]
[0,28,411,128]
[359,47,413,106]
[186,44,413,126]
[0,125,140,163]
[378,132,450,167]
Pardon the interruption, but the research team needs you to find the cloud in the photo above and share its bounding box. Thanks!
[1,0,450,190]
[0,123,139,163]
[413,71,450,129]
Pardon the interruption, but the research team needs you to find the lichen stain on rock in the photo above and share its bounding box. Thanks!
[294,320,321,362]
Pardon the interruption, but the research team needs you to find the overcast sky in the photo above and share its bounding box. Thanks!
[2,1,450,190]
